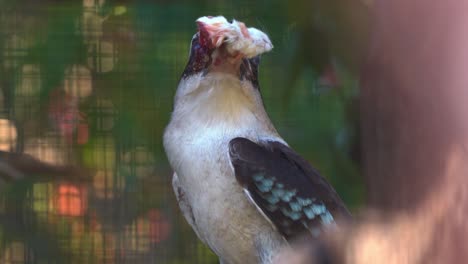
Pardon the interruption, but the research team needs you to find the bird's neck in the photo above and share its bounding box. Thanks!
[171,72,280,142]
[178,73,258,124]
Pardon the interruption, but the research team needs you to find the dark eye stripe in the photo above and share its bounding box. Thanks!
[188,33,198,56]
[181,33,212,79]
[240,56,260,89]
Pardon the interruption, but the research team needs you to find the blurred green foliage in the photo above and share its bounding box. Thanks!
[0,0,364,263]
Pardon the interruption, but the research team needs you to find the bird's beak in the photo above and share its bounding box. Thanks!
[194,16,272,74]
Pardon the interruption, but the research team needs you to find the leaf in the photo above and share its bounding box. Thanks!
[113,6,127,16]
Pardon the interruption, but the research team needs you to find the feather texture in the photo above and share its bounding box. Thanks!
[229,137,351,240]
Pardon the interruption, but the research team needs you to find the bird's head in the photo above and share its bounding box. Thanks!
[173,16,276,126]
[181,16,273,79]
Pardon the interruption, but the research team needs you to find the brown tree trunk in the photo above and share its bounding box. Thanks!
[276,0,468,263]
[361,0,468,212]
[356,0,468,262]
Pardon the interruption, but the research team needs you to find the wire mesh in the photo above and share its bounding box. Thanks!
[0,1,218,263]
[0,1,364,263]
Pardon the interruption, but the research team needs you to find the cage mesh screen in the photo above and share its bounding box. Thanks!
[0,0,364,263]
[0,1,219,263]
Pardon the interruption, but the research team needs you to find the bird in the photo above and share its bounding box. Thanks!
[163,16,351,264]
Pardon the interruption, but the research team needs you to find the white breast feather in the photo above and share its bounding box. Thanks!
[163,72,286,263]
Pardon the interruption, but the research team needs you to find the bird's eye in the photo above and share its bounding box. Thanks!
[189,33,200,56]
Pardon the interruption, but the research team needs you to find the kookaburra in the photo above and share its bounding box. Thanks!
[164,16,350,264]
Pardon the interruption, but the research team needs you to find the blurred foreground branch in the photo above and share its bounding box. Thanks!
[0,151,91,184]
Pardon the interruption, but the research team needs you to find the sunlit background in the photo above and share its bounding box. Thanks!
[0,0,364,263]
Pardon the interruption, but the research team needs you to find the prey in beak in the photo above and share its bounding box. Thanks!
[185,16,273,76]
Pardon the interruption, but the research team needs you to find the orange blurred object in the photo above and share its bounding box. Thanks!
[147,209,171,244]
[55,184,88,216]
